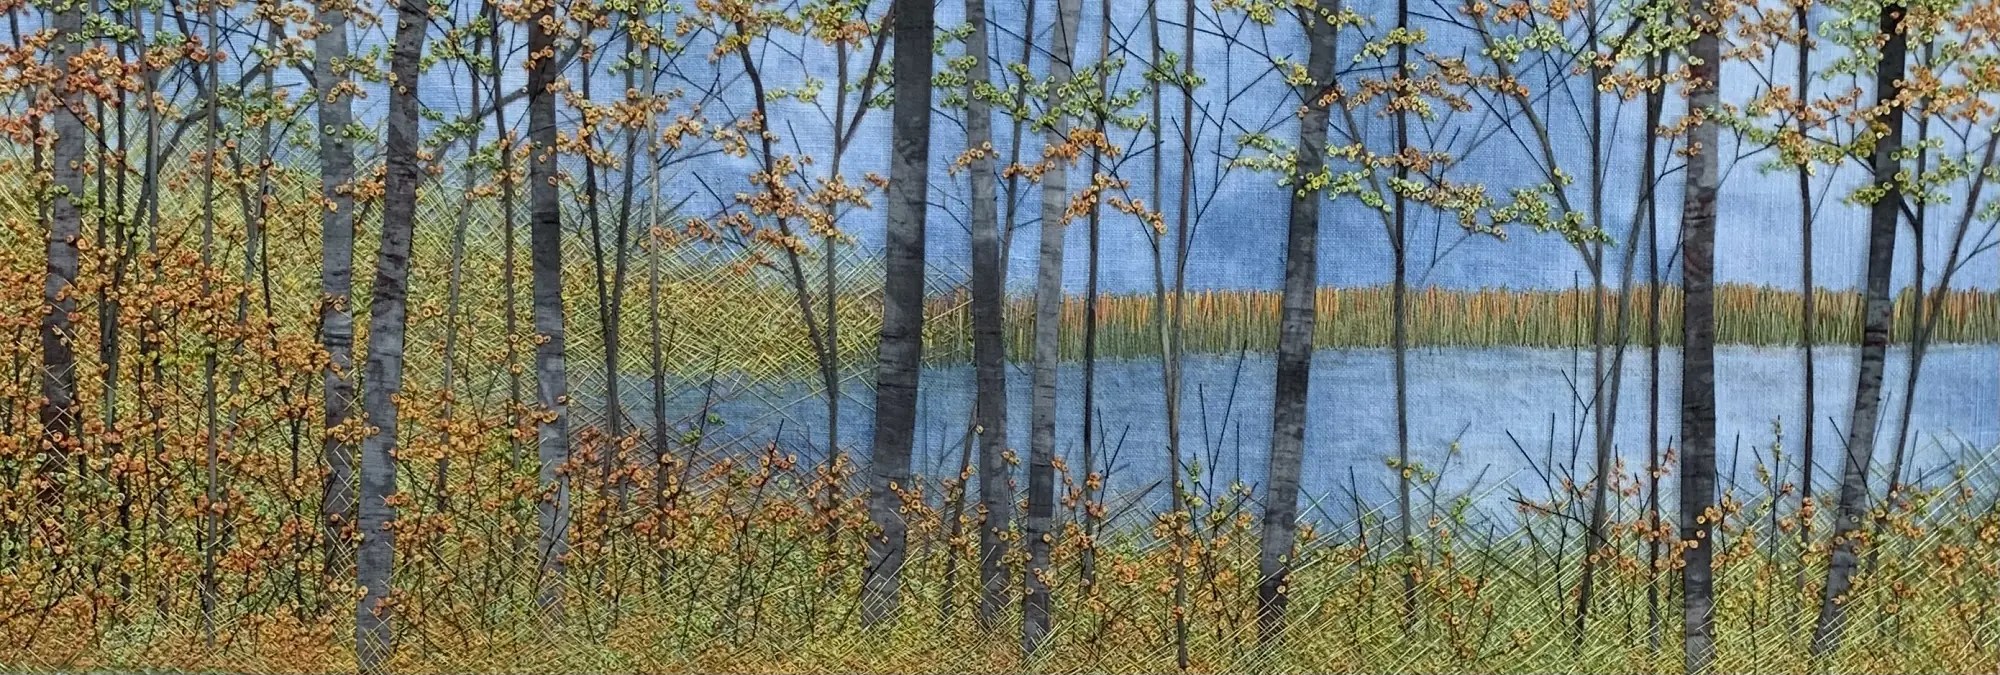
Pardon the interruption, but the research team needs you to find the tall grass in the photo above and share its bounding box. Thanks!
[960,285,2000,361]
[6,418,1997,673]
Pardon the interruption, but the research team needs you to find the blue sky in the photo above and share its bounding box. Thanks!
[132,0,2000,295]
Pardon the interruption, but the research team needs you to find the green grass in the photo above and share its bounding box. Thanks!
[5,437,1997,673]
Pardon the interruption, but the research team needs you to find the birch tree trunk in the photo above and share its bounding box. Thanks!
[356,0,429,667]
[39,0,86,524]
[315,0,359,580]
[528,0,575,616]
[1256,2,1335,644]
[963,0,1013,629]
[862,0,933,625]
[1023,0,1080,654]
[1678,3,1722,669]
[1810,0,1906,656]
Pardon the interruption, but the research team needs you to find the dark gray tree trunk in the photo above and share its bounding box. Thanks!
[1023,0,1081,654]
[198,1,223,647]
[1810,2,1906,656]
[1142,0,1190,660]
[583,55,633,486]
[528,0,575,616]
[489,0,524,496]
[1078,0,1110,592]
[963,0,1013,629]
[38,0,85,519]
[645,81,672,587]
[356,0,427,667]
[1391,0,1417,633]
[1679,6,1721,670]
[1794,2,1817,570]
[435,30,483,516]
[315,0,358,579]
[861,0,933,626]
[1167,0,1196,663]
[104,0,134,591]
[136,3,167,613]
[1642,50,1665,657]
[1256,5,1335,644]
[1574,3,1616,644]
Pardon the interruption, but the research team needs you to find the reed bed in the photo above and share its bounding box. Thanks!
[960,284,2000,361]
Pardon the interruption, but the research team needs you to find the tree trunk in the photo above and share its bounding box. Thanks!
[963,0,1013,629]
[38,0,84,530]
[1168,0,1197,663]
[104,0,134,596]
[315,0,360,578]
[529,0,575,616]
[1023,0,1081,655]
[1881,101,1931,519]
[137,4,169,614]
[489,0,525,506]
[356,0,427,667]
[1391,0,1417,634]
[198,0,223,648]
[1642,50,1665,657]
[1078,0,1110,592]
[862,0,933,625]
[1256,5,1334,644]
[1810,1,1905,656]
[1678,5,1721,670]
[435,34,483,516]
[645,66,672,587]
[1794,1,1817,579]
[1146,0,1171,630]
[1574,2,1615,644]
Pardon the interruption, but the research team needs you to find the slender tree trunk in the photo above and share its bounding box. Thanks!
[939,409,978,621]
[1642,50,1665,657]
[729,34,844,497]
[823,228,841,464]
[1078,0,1110,592]
[1794,1,1817,578]
[1882,90,1943,521]
[1168,0,1197,664]
[1390,0,1417,634]
[1023,0,1081,655]
[611,36,644,513]
[1640,50,1672,655]
[1256,5,1334,644]
[862,0,933,625]
[355,0,427,667]
[644,53,671,586]
[490,0,524,499]
[91,0,112,509]
[435,32,483,516]
[1574,0,1616,644]
[1679,4,1722,670]
[198,0,223,647]
[106,0,135,590]
[314,0,360,580]
[1143,1,1190,660]
[38,0,85,530]
[1810,2,1906,656]
[582,56,617,466]
[529,0,575,616]
[822,45,851,474]
[484,0,528,574]
[963,0,1012,629]
[138,5,168,613]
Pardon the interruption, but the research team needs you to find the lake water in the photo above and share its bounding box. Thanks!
[596,345,1998,520]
